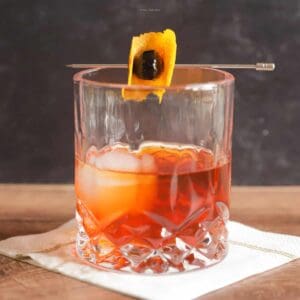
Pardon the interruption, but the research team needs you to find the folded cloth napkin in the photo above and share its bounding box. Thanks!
[0,220,299,300]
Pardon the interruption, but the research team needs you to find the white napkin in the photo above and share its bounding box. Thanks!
[0,220,299,300]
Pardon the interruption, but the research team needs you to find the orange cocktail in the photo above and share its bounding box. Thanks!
[75,142,230,273]
[74,59,234,273]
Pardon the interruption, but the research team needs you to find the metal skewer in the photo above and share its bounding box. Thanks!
[66,62,275,71]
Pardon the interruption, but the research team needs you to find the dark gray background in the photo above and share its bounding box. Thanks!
[0,0,299,184]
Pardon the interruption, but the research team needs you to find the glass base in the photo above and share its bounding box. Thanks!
[76,204,228,274]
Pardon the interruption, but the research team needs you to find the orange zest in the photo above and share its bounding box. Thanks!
[122,29,177,102]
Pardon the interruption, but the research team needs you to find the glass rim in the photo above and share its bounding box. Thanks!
[73,65,235,91]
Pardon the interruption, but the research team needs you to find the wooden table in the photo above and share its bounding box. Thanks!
[0,185,299,300]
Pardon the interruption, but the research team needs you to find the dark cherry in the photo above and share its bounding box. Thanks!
[133,50,163,80]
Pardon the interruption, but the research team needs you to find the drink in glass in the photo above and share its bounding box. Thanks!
[74,66,234,273]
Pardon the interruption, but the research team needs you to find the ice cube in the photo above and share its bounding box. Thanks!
[86,145,98,165]
[141,154,157,173]
[75,159,139,221]
[75,158,155,221]
[95,150,142,173]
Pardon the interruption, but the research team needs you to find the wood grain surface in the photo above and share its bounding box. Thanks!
[0,184,299,300]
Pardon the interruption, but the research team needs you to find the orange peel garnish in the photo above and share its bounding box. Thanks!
[122,29,177,102]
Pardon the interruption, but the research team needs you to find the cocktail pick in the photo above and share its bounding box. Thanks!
[66,63,275,71]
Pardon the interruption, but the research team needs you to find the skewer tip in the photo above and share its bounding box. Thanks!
[256,63,275,71]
